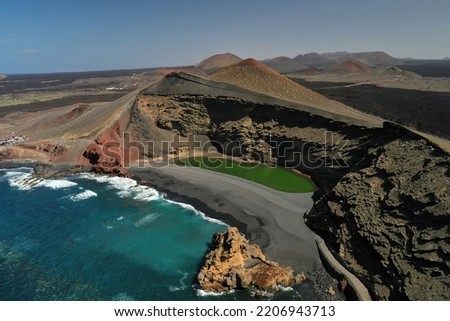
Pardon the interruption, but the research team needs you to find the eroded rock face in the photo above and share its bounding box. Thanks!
[306,135,450,300]
[136,95,211,136]
[198,227,305,292]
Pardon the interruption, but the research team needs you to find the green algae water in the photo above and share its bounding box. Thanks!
[175,158,316,193]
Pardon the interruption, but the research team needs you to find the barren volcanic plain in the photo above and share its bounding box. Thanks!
[0,52,449,300]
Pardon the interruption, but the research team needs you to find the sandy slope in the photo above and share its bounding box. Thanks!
[0,89,141,164]
[210,59,381,126]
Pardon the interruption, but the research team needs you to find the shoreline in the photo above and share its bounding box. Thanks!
[1,161,336,295]
[128,164,321,276]
[0,161,322,274]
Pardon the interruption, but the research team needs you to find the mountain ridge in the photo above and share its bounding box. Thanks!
[262,56,306,73]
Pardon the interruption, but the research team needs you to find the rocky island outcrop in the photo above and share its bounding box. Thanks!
[198,227,305,293]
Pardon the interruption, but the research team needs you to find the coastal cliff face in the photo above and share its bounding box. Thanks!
[306,132,450,300]
[137,73,450,300]
[198,227,305,293]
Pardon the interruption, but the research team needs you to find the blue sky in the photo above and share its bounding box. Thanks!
[1,0,449,74]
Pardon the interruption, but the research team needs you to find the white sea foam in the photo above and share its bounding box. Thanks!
[0,167,33,173]
[3,168,78,191]
[6,170,34,190]
[168,272,189,292]
[165,199,228,226]
[76,172,227,226]
[2,170,31,178]
[134,213,160,227]
[196,288,235,297]
[77,173,160,202]
[69,190,97,202]
[35,179,78,190]
[0,171,28,183]
[274,285,295,292]
[112,292,134,301]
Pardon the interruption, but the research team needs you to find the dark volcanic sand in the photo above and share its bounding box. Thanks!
[129,165,321,277]
[398,60,450,77]
[291,79,450,139]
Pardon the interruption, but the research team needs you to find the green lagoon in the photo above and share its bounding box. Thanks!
[175,157,316,193]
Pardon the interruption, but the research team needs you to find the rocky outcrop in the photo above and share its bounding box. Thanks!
[136,95,211,136]
[306,131,450,300]
[57,104,92,124]
[213,116,272,160]
[82,143,129,177]
[91,164,129,177]
[35,142,67,157]
[198,227,305,293]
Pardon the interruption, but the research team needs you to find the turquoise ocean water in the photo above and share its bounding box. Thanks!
[0,167,302,301]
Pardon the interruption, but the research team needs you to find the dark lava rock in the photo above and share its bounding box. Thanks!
[306,132,450,300]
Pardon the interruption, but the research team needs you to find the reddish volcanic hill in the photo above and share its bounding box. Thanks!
[209,59,382,124]
[295,67,319,75]
[327,58,373,74]
[196,53,242,74]
[210,58,349,110]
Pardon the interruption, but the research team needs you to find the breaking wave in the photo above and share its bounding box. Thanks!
[77,173,226,226]
[69,190,97,202]
[134,213,161,227]
[165,199,228,226]
[76,173,160,202]
[3,167,78,191]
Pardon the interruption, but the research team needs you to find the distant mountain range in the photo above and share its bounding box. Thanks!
[293,51,402,68]
[194,50,408,76]
[261,56,306,73]
[0,74,6,80]
[294,52,333,68]
[195,51,411,77]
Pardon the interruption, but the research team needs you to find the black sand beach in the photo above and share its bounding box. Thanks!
[129,164,321,276]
